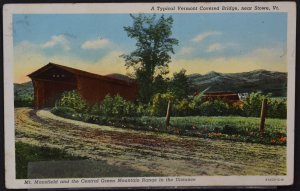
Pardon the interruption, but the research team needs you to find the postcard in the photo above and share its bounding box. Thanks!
[3,2,296,189]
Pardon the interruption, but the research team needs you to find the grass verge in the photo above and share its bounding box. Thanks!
[16,142,156,179]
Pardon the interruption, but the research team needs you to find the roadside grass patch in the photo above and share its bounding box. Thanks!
[16,142,157,179]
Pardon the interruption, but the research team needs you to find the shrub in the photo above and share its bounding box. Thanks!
[174,99,193,116]
[14,98,34,107]
[191,94,204,113]
[56,90,88,113]
[149,94,243,117]
[267,98,287,119]
[96,94,138,117]
[227,103,244,116]
[243,92,270,117]
[222,125,239,135]
[243,92,286,119]
[149,92,174,116]
[99,94,114,116]
[136,103,150,117]
[123,101,138,117]
[51,106,77,119]
[200,100,230,116]
[90,103,102,116]
[14,88,34,107]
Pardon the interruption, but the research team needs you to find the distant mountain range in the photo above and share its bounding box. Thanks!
[14,81,33,92]
[14,81,34,101]
[187,70,287,97]
[14,70,287,98]
[105,73,134,83]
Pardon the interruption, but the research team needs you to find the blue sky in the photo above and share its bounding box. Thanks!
[13,13,287,83]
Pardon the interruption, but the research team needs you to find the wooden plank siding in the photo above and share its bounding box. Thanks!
[77,75,138,105]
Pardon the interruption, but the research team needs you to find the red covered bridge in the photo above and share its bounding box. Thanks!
[28,62,138,109]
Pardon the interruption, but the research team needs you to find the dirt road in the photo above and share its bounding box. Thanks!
[15,107,286,176]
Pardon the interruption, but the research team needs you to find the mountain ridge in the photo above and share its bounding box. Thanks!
[187,70,287,97]
[14,69,287,98]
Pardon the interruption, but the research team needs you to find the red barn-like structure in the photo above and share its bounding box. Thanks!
[202,92,240,103]
[28,63,138,109]
[194,91,242,106]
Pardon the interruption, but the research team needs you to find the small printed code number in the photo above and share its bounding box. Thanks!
[265,178,284,182]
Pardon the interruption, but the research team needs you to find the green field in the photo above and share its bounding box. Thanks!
[52,103,287,145]
[143,116,286,134]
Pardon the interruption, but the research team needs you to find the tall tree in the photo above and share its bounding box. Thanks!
[121,14,178,103]
[153,75,169,94]
[169,69,190,99]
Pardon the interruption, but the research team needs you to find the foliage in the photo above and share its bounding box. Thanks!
[14,89,33,107]
[169,69,190,99]
[243,92,286,119]
[134,103,150,117]
[152,75,169,94]
[50,90,287,145]
[121,14,179,103]
[243,92,270,117]
[51,106,77,119]
[149,92,175,116]
[53,90,286,120]
[267,98,287,119]
[189,94,204,114]
[91,94,138,117]
[148,93,243,117]
[14,97,34,107]
[51,104,287,145]
[174,99,193,116]
[200,100,230,116]
[56,90,88,113]
[198,100,243,116]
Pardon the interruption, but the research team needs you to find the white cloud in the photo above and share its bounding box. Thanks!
[13,40,128,83]
[178,47,194,56]
[192,31,222,43]
[206,42,239,53]
[81,38,110,50]
[13,38,286,84]
[206,43,224,52]
[42,35,70,51]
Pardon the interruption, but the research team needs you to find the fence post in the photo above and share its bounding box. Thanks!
[260,98,268,133]
[166,100,172,128]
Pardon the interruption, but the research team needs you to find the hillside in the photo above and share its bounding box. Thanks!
[105,73,134,83]
[14,81,34,107]
[14,81,33,97]
[188,70,287,97]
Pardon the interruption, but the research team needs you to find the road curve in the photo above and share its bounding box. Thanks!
[15,107,286,176]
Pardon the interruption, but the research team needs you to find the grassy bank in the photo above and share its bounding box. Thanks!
[16,142,156,179]
[51,107,287,145]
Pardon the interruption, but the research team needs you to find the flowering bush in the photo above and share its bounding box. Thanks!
[56,90,88,113]
[92,94,138,117]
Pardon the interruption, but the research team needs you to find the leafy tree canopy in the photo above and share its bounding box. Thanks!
[121,14,178,103]
[169,69,190,99]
